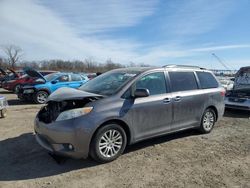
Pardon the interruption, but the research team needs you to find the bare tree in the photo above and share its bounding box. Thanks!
[2,45,23,69]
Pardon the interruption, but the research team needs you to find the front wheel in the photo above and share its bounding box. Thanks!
[34,91,49,104]
[13,84,21,94]
[199,108,216,134]
[90,124,127,163]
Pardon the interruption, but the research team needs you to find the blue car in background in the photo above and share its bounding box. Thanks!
[18,68,89,104]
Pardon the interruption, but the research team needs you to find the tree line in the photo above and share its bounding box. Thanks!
[0,45,150,73]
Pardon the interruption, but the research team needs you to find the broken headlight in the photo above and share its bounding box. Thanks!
[55,107,93,121]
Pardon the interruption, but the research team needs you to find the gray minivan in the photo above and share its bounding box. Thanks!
[35,65,225,162]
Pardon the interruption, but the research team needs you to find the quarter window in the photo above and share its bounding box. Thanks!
[135,72,167,95]
[169,72,198,92]
[196,72,219,89]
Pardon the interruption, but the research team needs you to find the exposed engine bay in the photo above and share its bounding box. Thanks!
[38,97,100,123]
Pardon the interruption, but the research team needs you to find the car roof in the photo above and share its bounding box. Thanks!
[112,67,156,73]
[112,65,209,74]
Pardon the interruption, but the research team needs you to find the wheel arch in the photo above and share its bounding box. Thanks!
[36,88,51,94]
[90,119,132,148]
[205,105,218,121]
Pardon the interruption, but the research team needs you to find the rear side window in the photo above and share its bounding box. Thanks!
[169,72,198,92]
[58,75,69,82]
[196,72,219,89]
[135,72,167,95]
[71,74,82,81]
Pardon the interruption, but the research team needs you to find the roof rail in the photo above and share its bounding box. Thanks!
[162,64,206,70]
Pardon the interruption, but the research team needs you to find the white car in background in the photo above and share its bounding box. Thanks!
[220,79,234,90]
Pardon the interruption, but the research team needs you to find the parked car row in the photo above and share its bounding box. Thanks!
[0,67,90,104]
[0,68,24,88]
[18,69,89,104]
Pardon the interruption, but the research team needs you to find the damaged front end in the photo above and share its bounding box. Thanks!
[38,97,100,123]
[37,87,103,123]
[34,87,104,159]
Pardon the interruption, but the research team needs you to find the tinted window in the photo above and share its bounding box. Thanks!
[169,72,198,92]
[71,74,82,81]
[196,72,218,89]
[135,72,167,95]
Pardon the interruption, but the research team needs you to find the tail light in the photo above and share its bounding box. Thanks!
[220,89,226,97]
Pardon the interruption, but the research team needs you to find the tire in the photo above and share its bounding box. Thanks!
[90,124,127,163]
[34,91,49,104]
[13,84,21,94]
[0,109,7,118]
[199,108,216,134]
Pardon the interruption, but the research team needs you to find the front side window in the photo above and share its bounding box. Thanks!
[135,72,167,95]
[169,72,198,92]
[58,75,69,82]
[196,72,219,89]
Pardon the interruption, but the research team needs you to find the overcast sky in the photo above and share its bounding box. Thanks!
[0,0,250,69]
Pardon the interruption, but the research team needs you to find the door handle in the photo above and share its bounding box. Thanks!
[163,98,171,104]
[174,96,181,102]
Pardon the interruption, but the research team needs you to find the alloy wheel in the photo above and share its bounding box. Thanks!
[203,111,215,131]
[98,129,123,158]
[37,92,48,103]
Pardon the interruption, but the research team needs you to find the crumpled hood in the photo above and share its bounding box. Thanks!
[48,87,102,102]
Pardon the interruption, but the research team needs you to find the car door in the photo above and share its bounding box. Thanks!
[126,71,173,141]
[51,74,70,92]
[68,74,84,88]
[168,71,205,131]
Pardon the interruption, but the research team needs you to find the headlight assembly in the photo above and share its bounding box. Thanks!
[56,107,93,121]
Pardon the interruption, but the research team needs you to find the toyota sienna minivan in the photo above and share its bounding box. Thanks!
[35,65,225,162]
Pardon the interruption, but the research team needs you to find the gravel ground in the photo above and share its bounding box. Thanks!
[0,88,249,188]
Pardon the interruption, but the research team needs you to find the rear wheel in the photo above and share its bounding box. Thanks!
[199,108,216,134]
[0,109,7,118]
[34,91,49,104]
[90,124,127,163]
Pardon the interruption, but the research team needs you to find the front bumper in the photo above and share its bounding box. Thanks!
[34,116,94,159]
[225,97,250,111]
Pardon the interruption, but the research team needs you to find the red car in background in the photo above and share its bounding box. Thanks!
[2,70,57,93]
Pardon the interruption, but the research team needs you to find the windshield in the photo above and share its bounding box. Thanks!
[233,68,250,90]
[79,70,140,95]
[44,73,59,81]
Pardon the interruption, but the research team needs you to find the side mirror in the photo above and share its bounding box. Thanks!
[51,80,59,84]
[134,88,150,98]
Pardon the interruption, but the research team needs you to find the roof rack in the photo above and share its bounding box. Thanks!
[162,65,206,70]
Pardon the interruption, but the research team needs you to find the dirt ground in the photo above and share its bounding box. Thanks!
[0,88,249,188]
